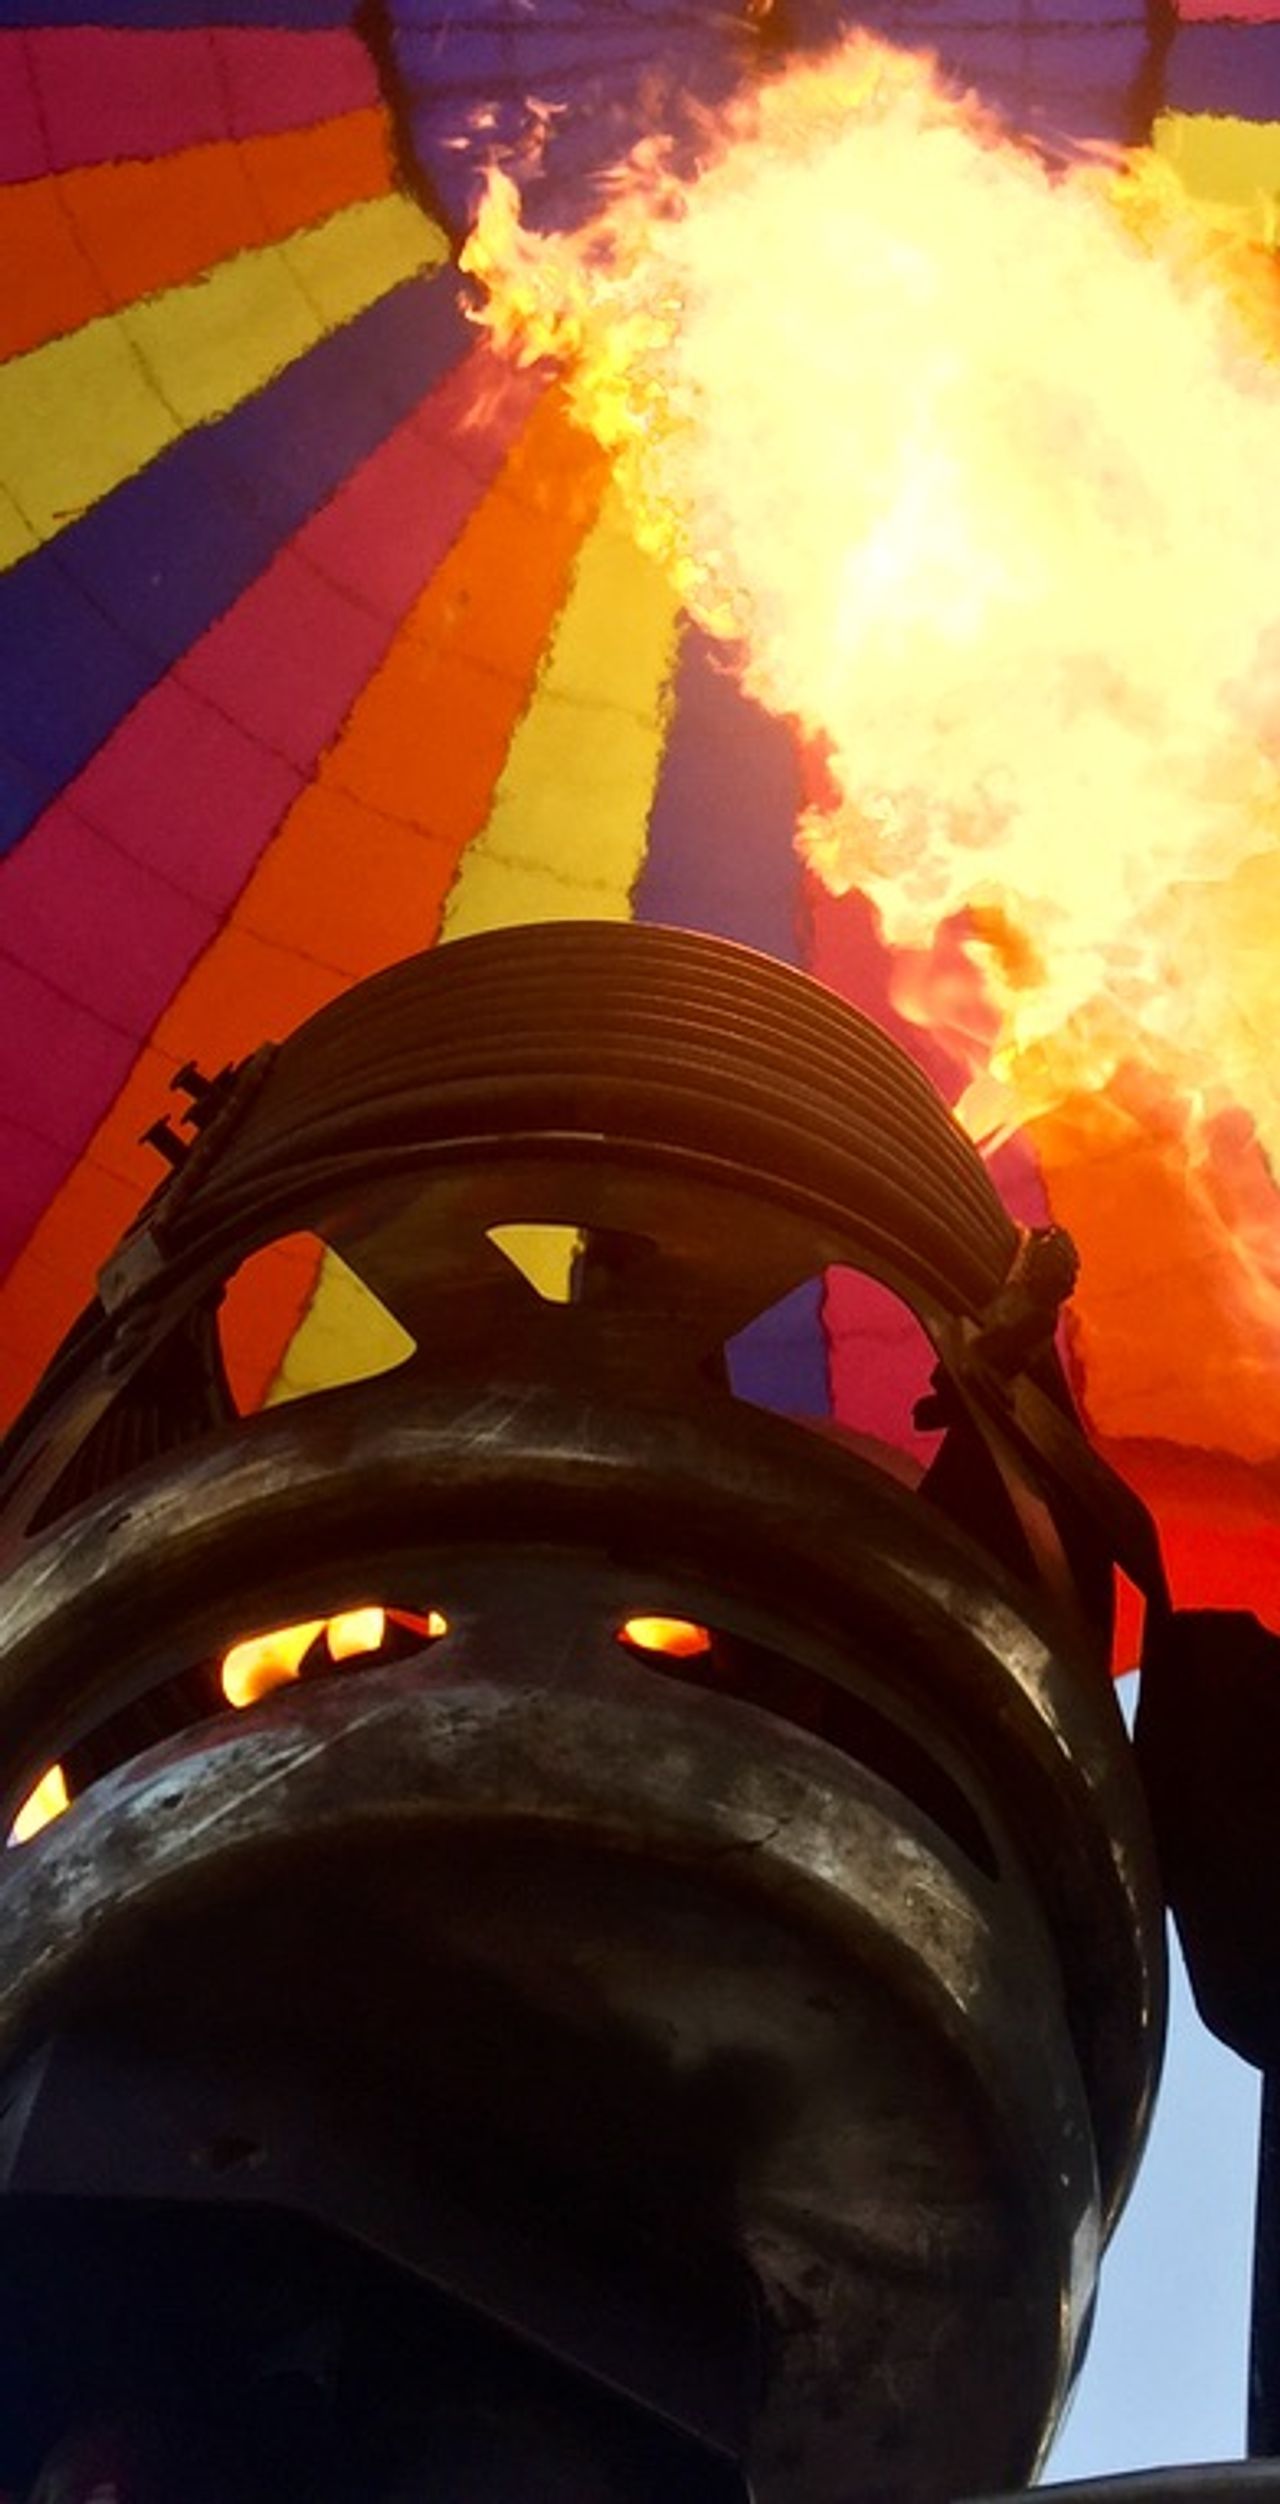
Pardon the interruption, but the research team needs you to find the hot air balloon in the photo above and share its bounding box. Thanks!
[2,0,1279,1624]
[2,0,1280,2486]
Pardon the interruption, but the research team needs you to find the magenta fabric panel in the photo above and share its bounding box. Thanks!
[0,958,142,1205]
[175,557,394,779]
[298,352,541,618]
[0,37,46,181]
[0,365,540,1274]
[1,813,211,1040]
[0,1123,80,1286]
[26,27,229,167]
[0,717,297,1264]
[10,25,377,176]
[807,883,1050,1448]
[64,679,304,904]
[1176,0,1280,20]
[215,25,379,136]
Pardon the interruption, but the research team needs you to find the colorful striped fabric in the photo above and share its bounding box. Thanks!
[2,0,1279,1631]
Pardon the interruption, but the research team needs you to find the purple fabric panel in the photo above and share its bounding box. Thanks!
[214,26,380,136]
[23,27,378,173]
[0,38,47,181]
[1166,18,1280,111]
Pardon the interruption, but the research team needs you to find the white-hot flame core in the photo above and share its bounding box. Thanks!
[8,1763,68,1846]
[462,40,1280,1174]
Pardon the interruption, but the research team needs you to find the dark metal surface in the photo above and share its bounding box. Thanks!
[1253,2076,1280,2458]
[1133,1609,1280,2461]
[0,2197,749,2503]
[982,2469,1280,2504]
[0,922,1153,1641]
[0,2038,758,2468]
[0,1642,1096,2503]
[0,920,1171,2501]
[0,1365,1163,2231]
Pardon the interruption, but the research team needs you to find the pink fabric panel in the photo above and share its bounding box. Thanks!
[0,373,536,1277]
[0,959,139,1167]
[0,1123,79,1284]
[1175,0,1280,19]
[807,880,1049,1442]
[175,558,393,779]
[305,352,542,612]
[28,27,228,169]
[2,813,210,1040]
[19,27,379,174]
[67,681,303,907]
[213,27,379,136]
[298,428,480,620]
[0,37,46,182]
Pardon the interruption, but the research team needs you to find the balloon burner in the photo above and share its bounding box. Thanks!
[0,923,1166,2504]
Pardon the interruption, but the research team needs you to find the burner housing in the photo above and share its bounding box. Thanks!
[0,923,1165,2504]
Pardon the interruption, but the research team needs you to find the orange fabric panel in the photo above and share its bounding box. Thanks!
[218,1233,333,1412]
[151,923,349,1071]
[0,1155,146,1419]
[241,783,461,969]
[1032,1089,1280,1465]
[237,111,395,239]
[0,178,106,359]
[1106,1438,1280,1631]
[323,646,531,833]
[0,390,607,1422]
[56,147,262,319]
[220,403,610,1402]
[0,111,394,359]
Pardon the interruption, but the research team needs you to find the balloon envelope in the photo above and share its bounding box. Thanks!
[2,0,1279,1630]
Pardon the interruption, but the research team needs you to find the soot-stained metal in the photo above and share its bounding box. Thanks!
[0,922,1171,2504]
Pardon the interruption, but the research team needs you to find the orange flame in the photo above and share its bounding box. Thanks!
[8,1763,68,1846]
[619,1614,713,1658]
[218,1606,452,1708]
[221,1617,326,1708]
[463,39,1280,1204]
[325,1604,389,1662]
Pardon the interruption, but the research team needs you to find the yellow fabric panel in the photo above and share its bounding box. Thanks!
[1154,110,1280,230]
[441,484,680,940]
[0,195,446,568]
[266,1249,413,1408]
[0,488,35,566]
[278,193,445,330]
[487,1222,581,1303]
[272,486,680,1402]
[123,241,321,427]
[0,317,174,565]
[439,852,632,929]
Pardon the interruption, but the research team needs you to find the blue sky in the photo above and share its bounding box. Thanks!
[1048,1687,1262,2485]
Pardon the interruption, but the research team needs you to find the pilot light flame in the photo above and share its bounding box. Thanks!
[462,37,1280,1174]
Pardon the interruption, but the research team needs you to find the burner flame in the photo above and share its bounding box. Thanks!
[462,39,1280,1205]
